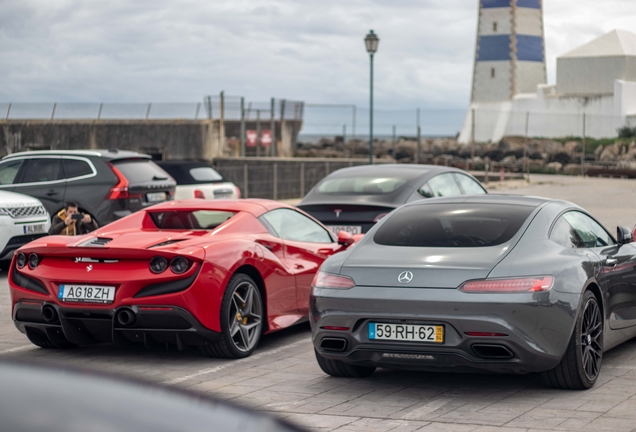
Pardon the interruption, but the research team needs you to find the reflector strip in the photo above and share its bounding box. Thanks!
[320,326,350,331]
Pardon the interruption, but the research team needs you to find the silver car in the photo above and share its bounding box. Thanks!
[310,195,636,389]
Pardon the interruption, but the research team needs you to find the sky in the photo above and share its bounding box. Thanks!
[1,0,635,110]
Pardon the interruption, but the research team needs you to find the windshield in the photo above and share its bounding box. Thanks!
[318,176,408,195]
[374,204,535,247]
[149,210,235,230]
[190,167,223,182]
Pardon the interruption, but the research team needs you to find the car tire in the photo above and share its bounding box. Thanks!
[25,328,76,349]
[541,290,603,390]
[199,273,264,359]
[315,350,376,378]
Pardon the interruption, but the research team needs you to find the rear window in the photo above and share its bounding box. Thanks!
[149,210,235,230]
[113,160,172,184]
[374,204,535,247]
[318,177,408,195]
[190,167,223,182]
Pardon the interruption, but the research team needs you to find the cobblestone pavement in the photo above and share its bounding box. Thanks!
[3,175,636,431]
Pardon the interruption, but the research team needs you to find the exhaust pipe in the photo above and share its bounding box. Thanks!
[116,308,136,327]
[320,338,347,352]
[471,344,514,359]
[41,305,59,323]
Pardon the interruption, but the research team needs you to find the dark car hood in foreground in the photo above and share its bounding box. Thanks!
[340,243,512,288]
[0,361,304,432]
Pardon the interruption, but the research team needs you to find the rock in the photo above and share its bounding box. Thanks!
[546,162,563,172]
[563,164,582,175]
[501,155,517,164]
[552,152,572,165]
[564,141,581,153]
[599,143,621,161]
[594,145,604,157]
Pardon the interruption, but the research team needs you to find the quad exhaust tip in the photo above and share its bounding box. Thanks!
[320,337,347,352]
[41,305,59,323]
[116,308,137,327]
[471,344,514,359]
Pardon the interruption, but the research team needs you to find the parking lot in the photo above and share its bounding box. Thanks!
[3,174,636,432]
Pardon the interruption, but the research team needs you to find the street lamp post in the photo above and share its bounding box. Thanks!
[365,30,379,165]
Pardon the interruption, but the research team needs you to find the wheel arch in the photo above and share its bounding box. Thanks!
[233,264,268,332]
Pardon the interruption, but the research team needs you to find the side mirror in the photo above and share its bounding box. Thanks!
[337,230,355,247]
[618,226,633,245]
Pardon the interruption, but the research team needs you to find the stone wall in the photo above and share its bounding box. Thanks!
[0,119,302,159]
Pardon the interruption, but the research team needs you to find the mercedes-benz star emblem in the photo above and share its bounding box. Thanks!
[86,265,93,272]
[334,209,342,218]
[398,271,413,284]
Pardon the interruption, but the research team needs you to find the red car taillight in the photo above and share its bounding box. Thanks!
[312,271,355,289]
[193,190,205,199]
[107,164,130,200]
[234,186,241,199]
[459,276,554,293]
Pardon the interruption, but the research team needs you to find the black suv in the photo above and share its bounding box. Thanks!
[0,149,176,226]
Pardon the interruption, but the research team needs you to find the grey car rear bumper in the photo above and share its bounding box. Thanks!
[310,286,581,374]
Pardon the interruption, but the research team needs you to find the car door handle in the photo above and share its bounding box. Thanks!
[605,257,618,267]
[294,264,305,270]
[45,190,59,196]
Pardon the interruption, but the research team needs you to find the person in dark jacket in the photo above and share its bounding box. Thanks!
[49,202,98,236]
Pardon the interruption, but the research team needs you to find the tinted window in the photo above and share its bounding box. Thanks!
[427,173,462,197]
[318,177,407,195]
[149,210,235,230]
[190,167,223,182]
[550,217,583,248]
[418,182,434,198]
[455,173,486,195]
[18,158,63,183]
[262,209,332,243]
[63,158,93,179]
[113,160,172,184]
[562,211,616,248]
[374,204,535,247]
[0,160,23,185]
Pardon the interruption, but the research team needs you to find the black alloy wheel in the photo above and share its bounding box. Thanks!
[542,290,603,389]
[199,273,264,359]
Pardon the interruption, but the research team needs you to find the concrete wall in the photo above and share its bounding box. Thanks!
[557,56,636,96]
[0,119,302,159]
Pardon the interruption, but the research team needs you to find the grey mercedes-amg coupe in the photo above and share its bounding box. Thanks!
[310,195,636,389]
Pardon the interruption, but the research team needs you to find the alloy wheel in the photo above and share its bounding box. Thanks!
[228,281,262,353]
[580,297,602,381]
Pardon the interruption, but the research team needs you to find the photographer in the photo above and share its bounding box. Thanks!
[49,202,98,236]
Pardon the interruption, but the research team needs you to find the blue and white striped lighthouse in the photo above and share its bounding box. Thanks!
[471,0,547,102]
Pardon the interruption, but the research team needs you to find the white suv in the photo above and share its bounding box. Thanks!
[0,191,51,261]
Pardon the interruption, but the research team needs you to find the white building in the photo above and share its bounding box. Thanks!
[459,23,636,142]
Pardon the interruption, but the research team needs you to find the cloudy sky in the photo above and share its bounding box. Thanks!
[1,0,634,109]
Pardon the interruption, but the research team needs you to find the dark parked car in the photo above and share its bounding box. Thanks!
[0,149,176,226]
[0,360,304,432]
[298,164,486,234]
[311,195,633,389]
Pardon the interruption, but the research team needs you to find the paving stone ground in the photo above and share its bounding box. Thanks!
[3,174,636,431]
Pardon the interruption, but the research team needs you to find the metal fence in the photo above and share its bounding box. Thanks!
[0,97,305,122]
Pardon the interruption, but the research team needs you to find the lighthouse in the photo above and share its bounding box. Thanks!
[471,0,547,103]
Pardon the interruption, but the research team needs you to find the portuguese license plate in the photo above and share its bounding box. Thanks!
[327,225,362,235]
[23,224,46,234]
[369,323,444,343]
[58,285,115,304]
[147,192,167,203]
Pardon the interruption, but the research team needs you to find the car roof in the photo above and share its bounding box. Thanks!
[326,164,461,180]
[403,194,555,208]
[156,160,211,168]
[144,198,290,217]
[2,149,151,161]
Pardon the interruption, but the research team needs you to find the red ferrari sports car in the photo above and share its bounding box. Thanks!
[9,199,357,358]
